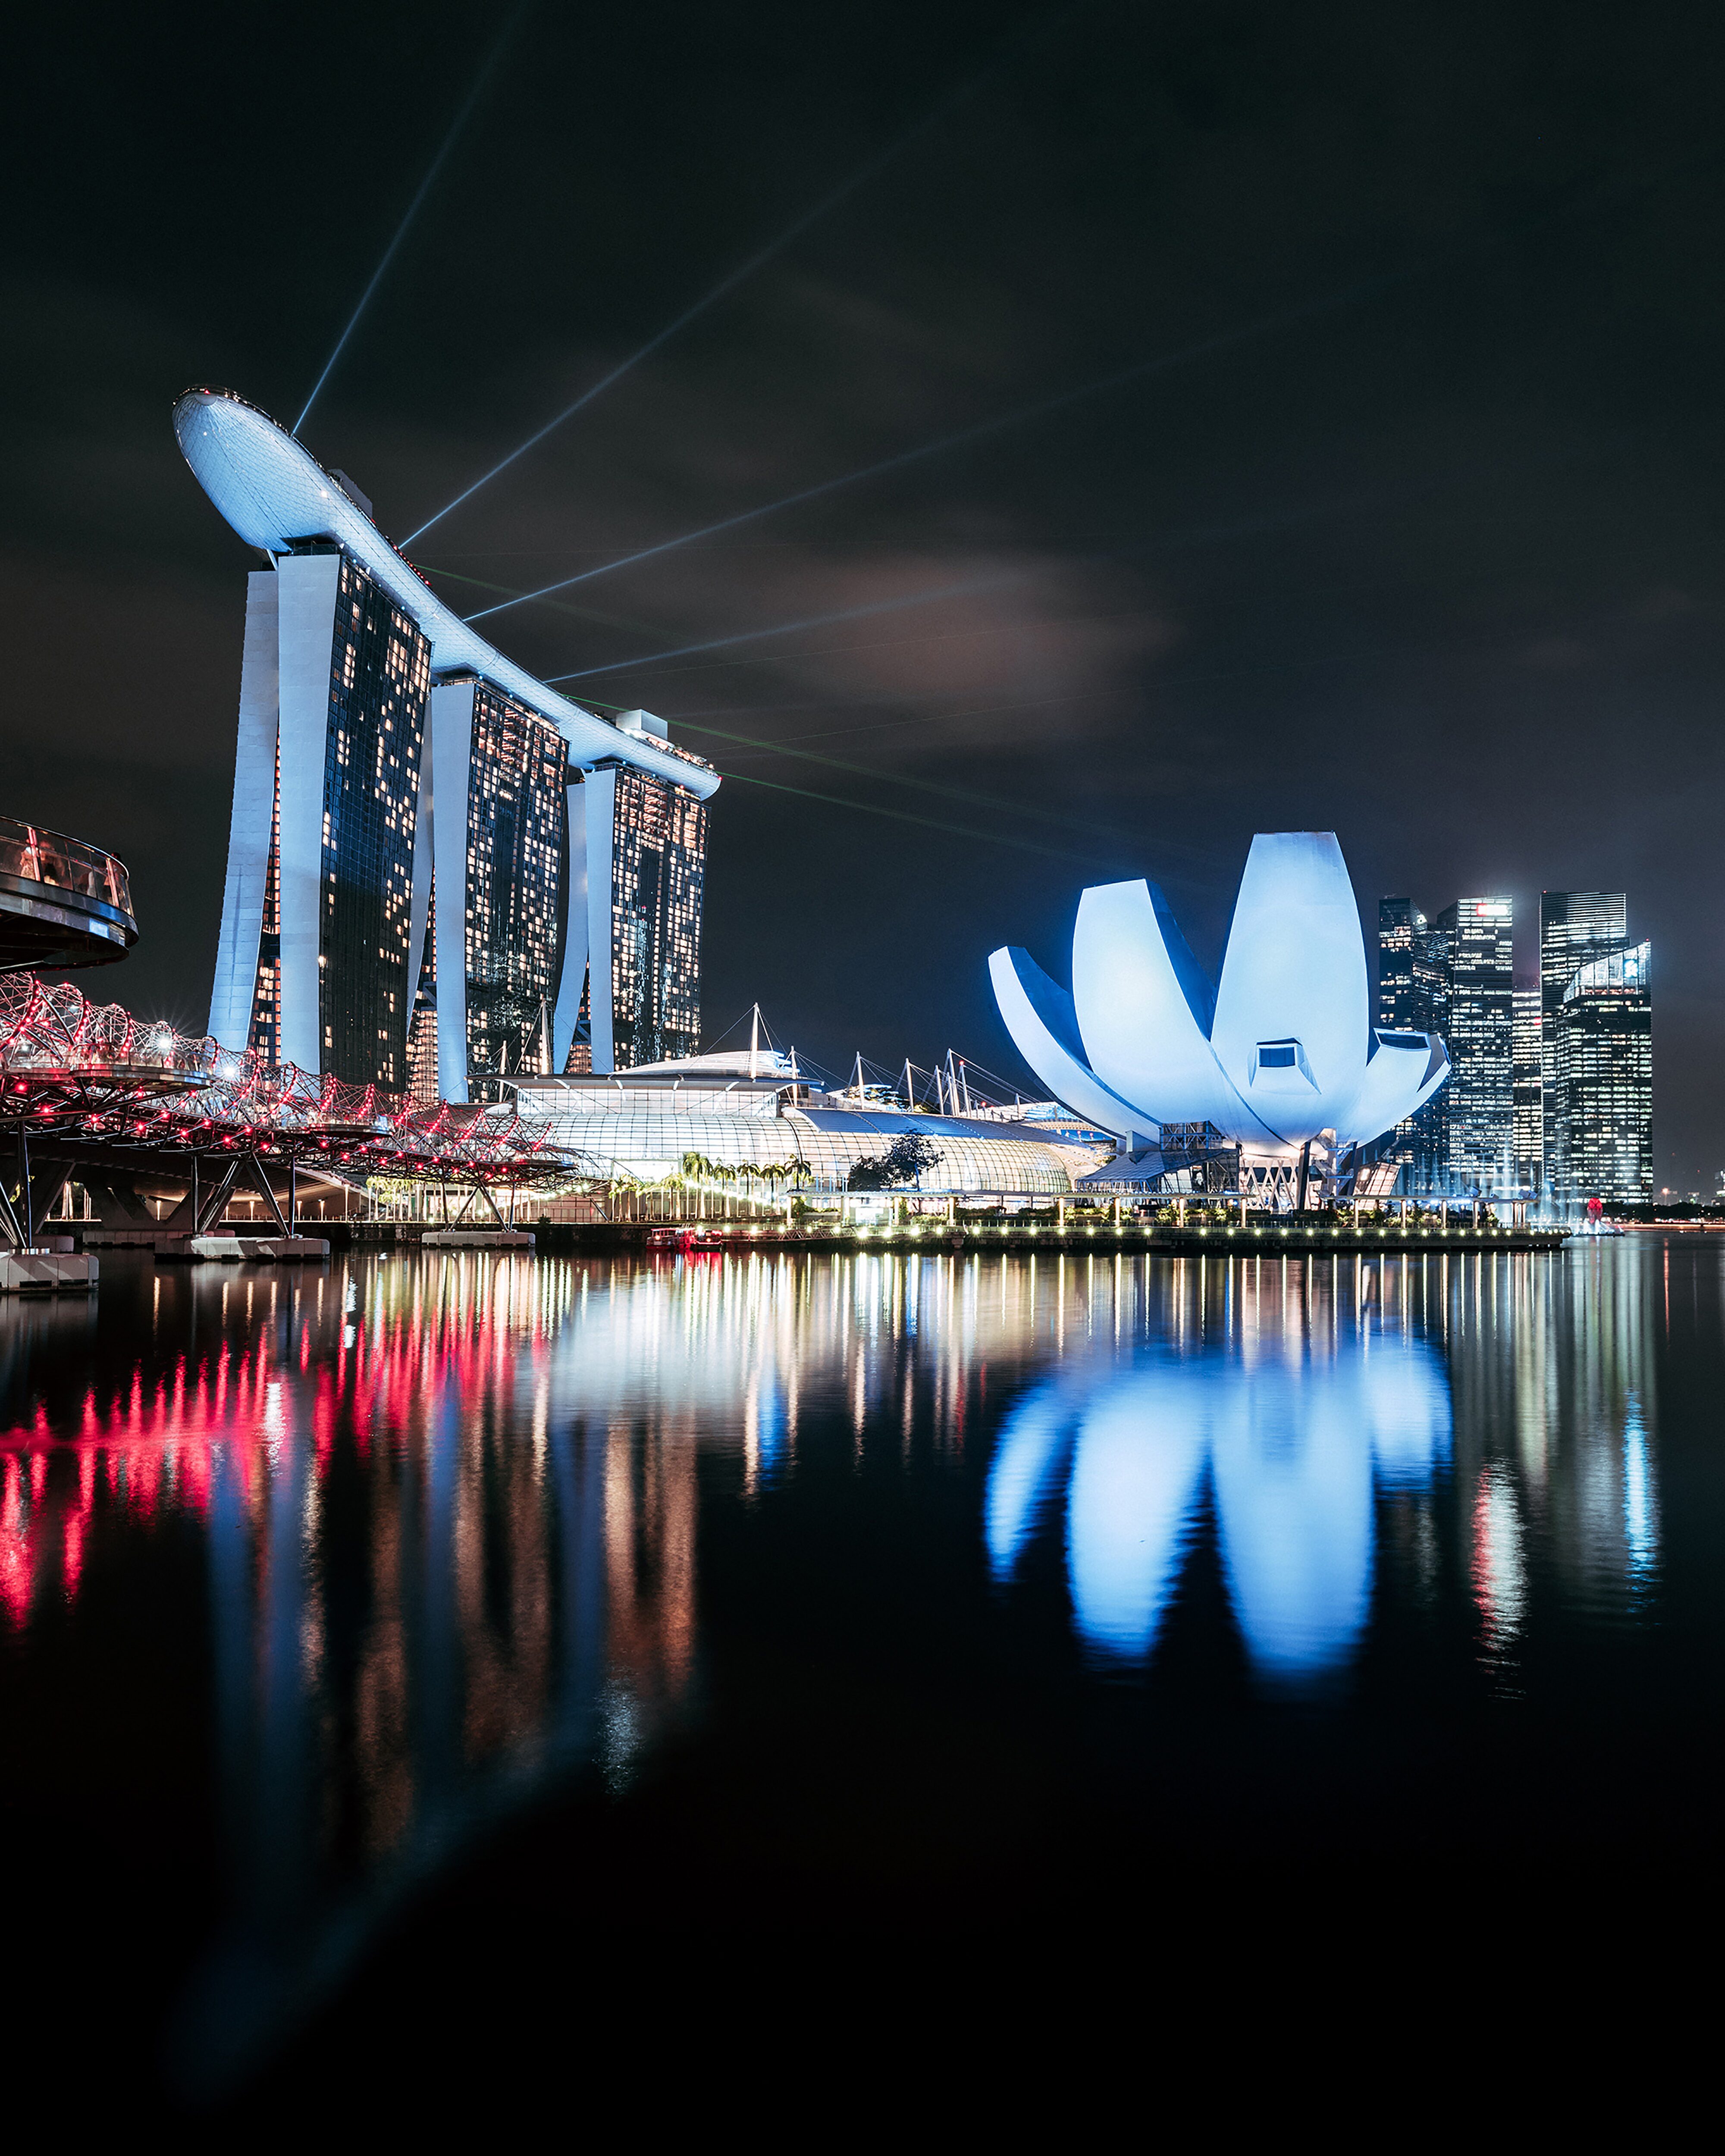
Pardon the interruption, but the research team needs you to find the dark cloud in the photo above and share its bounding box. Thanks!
[6,0,1725,1179]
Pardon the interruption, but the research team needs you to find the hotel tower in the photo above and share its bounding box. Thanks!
[176,389,718,1101]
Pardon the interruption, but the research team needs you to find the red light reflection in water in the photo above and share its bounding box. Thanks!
[0,1267,568,1634]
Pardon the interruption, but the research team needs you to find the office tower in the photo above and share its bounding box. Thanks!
[185,389,719,1103]
[1512,986,1542,1191]
[1552,941,1652,1202]
[1539,892,1625,1192]
[210,552,429,1089]
[1378,898,1447,1187]
[1434,896,1514,1192]
[1377,897,1424,1028]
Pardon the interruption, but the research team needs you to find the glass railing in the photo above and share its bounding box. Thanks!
[0,815,134,921]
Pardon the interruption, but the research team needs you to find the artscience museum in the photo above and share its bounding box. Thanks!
[991,831,1450,1197]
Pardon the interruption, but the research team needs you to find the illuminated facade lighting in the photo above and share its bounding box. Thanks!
[1539,891,1627,1197]
[180,389,717,1097]
[1377,893,1512,1195]
[1552,938,1652,1204]
[1433,895,1513,1195]
[1512,986,1543,1191]
[992,833,1449,1165]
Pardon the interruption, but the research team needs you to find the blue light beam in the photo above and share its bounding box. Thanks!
[544,567,1030,682]
[402,4,1088,545]
[461,276,1391,623]
[293,6,530,438]
[466,147,1690,624]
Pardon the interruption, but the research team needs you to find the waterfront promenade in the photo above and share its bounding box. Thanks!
[276,1213,1569,1258]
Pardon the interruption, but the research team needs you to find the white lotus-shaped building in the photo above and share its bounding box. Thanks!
[990,831,1448,1155]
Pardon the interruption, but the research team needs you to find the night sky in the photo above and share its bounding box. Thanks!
[9,2,1725,1184]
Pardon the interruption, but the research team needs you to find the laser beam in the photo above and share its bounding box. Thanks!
[293,6,529,437]
[682,717,1219,862]
[543,567,1031,682]
[460,274,1400,622]
[400,7,1079,546]
[467,145,1694,624]
[710,767,1143,876]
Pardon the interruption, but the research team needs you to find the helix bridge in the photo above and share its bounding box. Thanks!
[0,970,595,1247]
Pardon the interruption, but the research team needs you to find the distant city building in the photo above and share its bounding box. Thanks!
[1377,898,1444,1186]
[1434,896,1514,1193]
[1551,940,1652,1204]
[1512,986,1542,1191]
[1376,893,1512,1194]
[1376,897,1422,1030]
[1539,891,1625,1195]
[179,389,718,1100]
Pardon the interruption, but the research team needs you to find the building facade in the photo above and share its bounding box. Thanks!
[1539,891,1626,1195]
[1436,896,1514,1193]
[417,678,572,1106]
[1376,893,1512,1194]
[1551,940,1652,1204]
[184,389,718,1102]
[580,750,709,1072]
[1377,897,1423,1031]
[1512,985,1542,1191]
[1377,898,1449,1189]
[209,551,429,1090]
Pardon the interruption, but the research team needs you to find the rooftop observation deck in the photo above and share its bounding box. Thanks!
[0,816,138,971]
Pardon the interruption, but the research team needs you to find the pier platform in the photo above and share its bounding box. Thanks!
[421,1228,536,1250]
[0,1250,98,1294]
[154,1235,331,1263]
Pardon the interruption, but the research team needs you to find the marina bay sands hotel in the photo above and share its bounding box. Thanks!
[174,388,718,1101]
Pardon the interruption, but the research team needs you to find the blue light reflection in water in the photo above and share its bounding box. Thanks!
[988,1310,1449,1675]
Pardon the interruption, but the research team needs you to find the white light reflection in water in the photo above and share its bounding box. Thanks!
[1623,1398,1656,1588]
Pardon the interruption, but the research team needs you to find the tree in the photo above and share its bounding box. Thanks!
[846,1133,943,1192]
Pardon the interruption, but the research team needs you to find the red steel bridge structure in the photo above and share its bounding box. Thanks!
[0,971,590,1249]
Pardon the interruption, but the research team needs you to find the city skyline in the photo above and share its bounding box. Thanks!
[1377,882,1653,1203]
[8,2,1725,1187]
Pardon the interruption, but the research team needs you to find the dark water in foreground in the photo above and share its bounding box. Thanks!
[2,1240,1720,2100]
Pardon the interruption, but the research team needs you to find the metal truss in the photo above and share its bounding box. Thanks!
[0,971,603,1245]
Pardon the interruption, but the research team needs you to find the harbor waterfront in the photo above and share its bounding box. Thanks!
[0,1233,1711,2099]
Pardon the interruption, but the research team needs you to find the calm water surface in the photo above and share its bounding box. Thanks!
[1,1239,1719,2095]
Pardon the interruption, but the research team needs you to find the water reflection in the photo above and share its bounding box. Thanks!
[987,1247,1665,1678]
[988,1290,1449,1675]
[0,1239,1678,2088]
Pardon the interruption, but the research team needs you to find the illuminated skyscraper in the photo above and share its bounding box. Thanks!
[1512,986,1542,1191]
[210,551,429,1089]
[1377,897,1446,1188]
[1377,897,1423,1029]
[1378,892,1512,1193]
[183,389,718,1100]
[1433,896,1514,1193]
[1540,891,1626,1195]
[423,678,571,1105]
[1552,941,1652,1203]
[577,719,709,1071]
